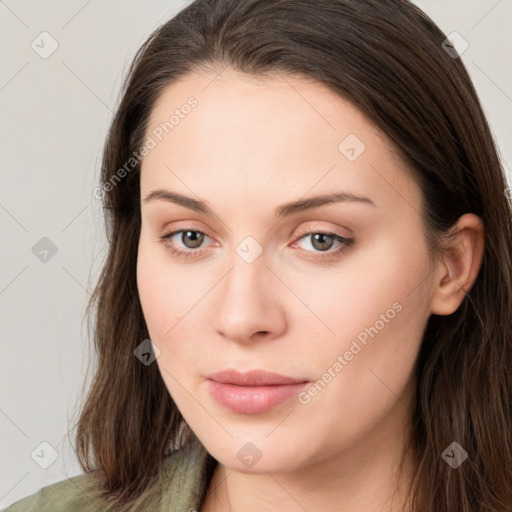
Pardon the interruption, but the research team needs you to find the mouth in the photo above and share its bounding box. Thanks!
[205,368,309,414]
[205,368,308,386]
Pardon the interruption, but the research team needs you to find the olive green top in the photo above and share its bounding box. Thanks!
[3,440,217,512]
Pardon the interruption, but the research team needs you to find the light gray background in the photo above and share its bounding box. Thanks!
[1,0,511,508]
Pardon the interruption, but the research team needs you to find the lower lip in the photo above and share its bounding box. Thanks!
[207,379,309,414]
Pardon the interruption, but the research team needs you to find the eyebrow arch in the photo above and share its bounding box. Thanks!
[143,189,376,218]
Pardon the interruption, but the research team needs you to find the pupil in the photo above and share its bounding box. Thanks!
[184,231,203,248]
[313,233,332,251]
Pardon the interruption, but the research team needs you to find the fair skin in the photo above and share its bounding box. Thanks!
[136,68,484,512]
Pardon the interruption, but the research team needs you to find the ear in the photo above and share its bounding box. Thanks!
[430,213,485,316]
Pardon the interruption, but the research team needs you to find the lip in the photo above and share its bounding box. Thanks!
[205,369,309,414]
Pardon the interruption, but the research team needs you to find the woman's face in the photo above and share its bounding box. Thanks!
[137,68,436,474]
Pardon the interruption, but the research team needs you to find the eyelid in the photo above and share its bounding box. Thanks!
[161,221,215,239]
[292,222,352,240]
[161,221,351,245]
[160,221,354,263]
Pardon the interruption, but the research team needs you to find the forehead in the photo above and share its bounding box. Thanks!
[140,68,421,216]
[145,68,381,153]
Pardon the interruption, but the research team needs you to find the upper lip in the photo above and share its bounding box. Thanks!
[206,369,308,386]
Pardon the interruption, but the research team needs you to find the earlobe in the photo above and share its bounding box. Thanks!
[429,213,485,316]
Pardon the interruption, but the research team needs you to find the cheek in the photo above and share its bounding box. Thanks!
[137,251,194,401]
[136,236,180,343]
[289,235,428,347]
[137,242,162,329]
[302,236,429,384]
[136,237,203,369]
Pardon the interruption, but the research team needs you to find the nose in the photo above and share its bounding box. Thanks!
[213,253,287,344]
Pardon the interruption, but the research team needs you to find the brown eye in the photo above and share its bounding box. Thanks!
[178,230,205,249]
[309,233,335,251]
[293,230,355,261]
[159,229,211,259]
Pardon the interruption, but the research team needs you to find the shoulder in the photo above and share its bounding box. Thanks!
[159,440,218,509]
[3,442,217,512]
[2,470,111,512]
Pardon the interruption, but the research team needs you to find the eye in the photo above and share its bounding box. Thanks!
[159,229,211,259]
[292,230,354,260]
[159,228,354,261]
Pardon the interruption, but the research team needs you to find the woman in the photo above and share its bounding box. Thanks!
[6,0,512,511]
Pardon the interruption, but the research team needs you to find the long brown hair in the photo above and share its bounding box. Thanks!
[72,0,512,510]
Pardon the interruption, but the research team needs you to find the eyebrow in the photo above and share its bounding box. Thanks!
[143,189,376,218]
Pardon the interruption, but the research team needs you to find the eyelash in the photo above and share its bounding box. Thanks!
[159,228,354,261]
